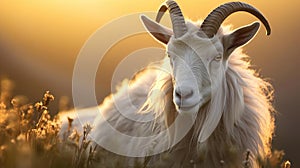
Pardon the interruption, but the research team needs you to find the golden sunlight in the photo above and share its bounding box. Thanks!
[0,0,299,166]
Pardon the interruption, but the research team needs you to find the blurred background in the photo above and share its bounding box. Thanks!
[0,0,299,166]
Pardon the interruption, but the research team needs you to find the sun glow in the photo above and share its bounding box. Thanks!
[0,0,298,166]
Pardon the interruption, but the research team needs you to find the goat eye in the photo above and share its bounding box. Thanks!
[214,55,222,61]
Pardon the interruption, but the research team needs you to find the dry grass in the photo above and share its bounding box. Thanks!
[0,78,291,168]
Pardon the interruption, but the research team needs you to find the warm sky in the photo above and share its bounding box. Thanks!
[0,0,299,165]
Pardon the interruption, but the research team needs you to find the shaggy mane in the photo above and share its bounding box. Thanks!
[137,21,275,167]
[60,21,275,167]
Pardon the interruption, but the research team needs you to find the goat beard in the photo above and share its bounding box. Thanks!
[197,84,226,143]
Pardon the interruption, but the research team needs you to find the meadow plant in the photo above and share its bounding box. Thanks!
[0,78,291,168]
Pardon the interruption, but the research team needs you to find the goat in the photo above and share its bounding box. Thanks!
[60,1,275,167]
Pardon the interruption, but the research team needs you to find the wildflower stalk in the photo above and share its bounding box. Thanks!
[243,149,251,168]
[0,78,293,167]
[72,123,93,168]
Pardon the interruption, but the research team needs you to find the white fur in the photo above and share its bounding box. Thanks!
[59,21,275,167]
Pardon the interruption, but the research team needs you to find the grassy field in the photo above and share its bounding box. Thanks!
[0,78,291,168]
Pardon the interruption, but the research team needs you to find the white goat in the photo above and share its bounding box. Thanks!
[60,1,275,167]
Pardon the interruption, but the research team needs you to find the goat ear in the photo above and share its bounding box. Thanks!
[222,22,260,58]
[140,15,173,44]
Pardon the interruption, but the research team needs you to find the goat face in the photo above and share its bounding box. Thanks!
[166,31,224,113]
[141,0,270,115]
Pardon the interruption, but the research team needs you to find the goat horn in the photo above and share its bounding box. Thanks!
[156,0,187,38]
[200,2,271,38]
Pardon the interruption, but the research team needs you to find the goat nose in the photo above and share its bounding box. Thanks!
[175,87,193,99]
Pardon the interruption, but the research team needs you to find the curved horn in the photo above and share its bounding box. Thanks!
[200,2,271,38]
[156,0,187,38]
